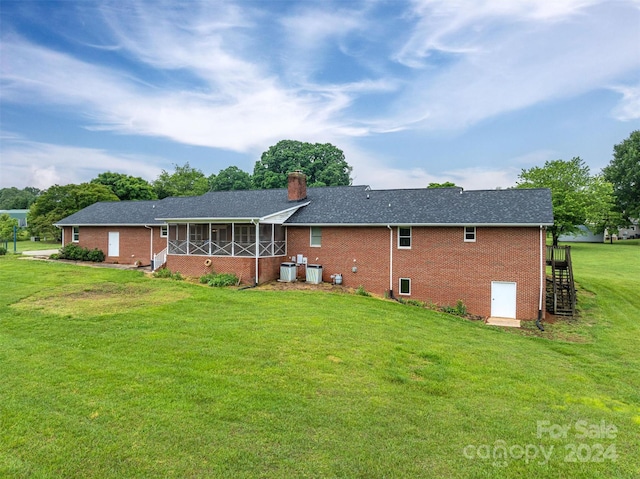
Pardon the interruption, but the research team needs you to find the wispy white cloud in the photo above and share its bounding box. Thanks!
[390,0,640,130]
[610,83,640,121]
[0,135,163,189]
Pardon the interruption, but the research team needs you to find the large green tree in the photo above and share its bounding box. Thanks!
[253,140,352,189]
[603,130,640,221]
[91,172,157,201]
[517,157,617,246]
[209,166,253,191]
[153,163,210,199]
[28,183,118,239]
[0,213,19,241]
[427,182,459,188]
[0,187,40,209]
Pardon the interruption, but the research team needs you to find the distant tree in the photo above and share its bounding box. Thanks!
[210,166,253,191]
[253,140,352,189]
[28,183,118,239]
[517,157,617,246]
[427,182,459,188]
[153,162,209,199]
[0,187,40,209]
[91,172,157,201]
[603,130,640,221]
[0,213,19,241]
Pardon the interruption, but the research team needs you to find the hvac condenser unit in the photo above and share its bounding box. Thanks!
[280,262,297,282]
[306,264,322,284]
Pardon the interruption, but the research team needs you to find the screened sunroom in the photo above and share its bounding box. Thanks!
[166,222,286,257]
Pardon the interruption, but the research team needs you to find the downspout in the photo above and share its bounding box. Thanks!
[145,225,153,266]
[387,225,394,299]
[537,225,545,331]
[252,219,259,286]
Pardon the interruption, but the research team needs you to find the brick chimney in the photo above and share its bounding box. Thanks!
[288,170,307,201]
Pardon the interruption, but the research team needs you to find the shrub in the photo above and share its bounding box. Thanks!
[405,299,425,308]
[153,268,174,279]
[455,299,467,316]
[152,268,184,280]
[0,247,6,256]
[49,253,60,260]
[440,300,468,317]
[208,273,238,287]
[58,244,105,262]
[86,248,105,262]
[355,285,371,297]
[199,273,217,284]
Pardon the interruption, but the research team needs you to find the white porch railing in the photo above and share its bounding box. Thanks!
[167,240,285,257]
[153,247,168,271]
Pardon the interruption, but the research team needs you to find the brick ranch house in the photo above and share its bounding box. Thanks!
[56,172,553,320]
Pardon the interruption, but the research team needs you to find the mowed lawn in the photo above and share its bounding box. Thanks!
[0,242,638,478]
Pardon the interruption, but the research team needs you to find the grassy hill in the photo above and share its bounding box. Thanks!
[1,241,638,478]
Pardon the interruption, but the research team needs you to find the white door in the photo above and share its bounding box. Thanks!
[491,281,517,318]
[108,231,120,257]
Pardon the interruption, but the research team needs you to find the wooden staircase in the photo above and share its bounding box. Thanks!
[546,245,576,316]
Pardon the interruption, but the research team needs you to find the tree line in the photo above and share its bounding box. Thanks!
[2,140,352,239]
[1,133,638,244]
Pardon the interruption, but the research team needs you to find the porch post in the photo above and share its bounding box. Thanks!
[255,221,259,285]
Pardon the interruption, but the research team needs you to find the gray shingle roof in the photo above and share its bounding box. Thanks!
[287,187,553,225]
[55,186,553,226]
[55,200,165,226]
[154,189,305,220]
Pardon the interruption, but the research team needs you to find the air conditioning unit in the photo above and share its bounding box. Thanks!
[280,262,297,282]
[306,264,322,284]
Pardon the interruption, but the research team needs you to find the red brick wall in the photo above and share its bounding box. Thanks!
[166,254,284,284]
[286,226,544,320]
[62,226,166,265]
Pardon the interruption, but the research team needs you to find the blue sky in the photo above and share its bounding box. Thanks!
[1,0,639,191]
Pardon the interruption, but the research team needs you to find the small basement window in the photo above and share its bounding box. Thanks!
[464,226,476,242]
[398,227,411,248]
[399,278,411,295]
[160,225,168,238]
[310,227,322,247]
[72,226,80,242]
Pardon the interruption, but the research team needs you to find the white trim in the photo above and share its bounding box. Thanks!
[464,226,476,242]
[286,222,554,227]
[398,226,411,249]
[72,226,80,242]
[160,225,168,237]
[399,277,411,295]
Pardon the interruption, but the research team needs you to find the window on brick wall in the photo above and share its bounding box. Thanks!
[72,226,79,242]
[398,227,411,248]
[160,225,168,238]
[310,227,322,247]
[464,226,476,242]
[399,278,411,295]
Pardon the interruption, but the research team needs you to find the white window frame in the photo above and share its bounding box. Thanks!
[160,225,168,238]
[464,226,476,242]
[399,278,411,295]
[72,226,80,242]
[310,227,322,247]
[398,227,411,249]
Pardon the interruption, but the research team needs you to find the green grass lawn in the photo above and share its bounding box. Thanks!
[2,239,61,254]
[1,242,638,478]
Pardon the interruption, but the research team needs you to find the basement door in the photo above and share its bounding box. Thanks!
[491,281,517,318]
[108,231,120,257]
